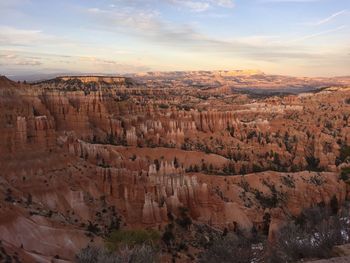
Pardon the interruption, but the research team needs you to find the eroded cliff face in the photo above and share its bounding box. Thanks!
[0,75,349,262]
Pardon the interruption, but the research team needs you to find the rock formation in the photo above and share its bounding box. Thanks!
[0,74,349,262]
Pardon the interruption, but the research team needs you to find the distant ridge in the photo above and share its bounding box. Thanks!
[56,75,131,84]
[0,75,19,88]
[131,69,264,78]
[31,74,136,90]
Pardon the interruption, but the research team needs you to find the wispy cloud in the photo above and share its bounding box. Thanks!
[307,9,348,26]
[0,26,71,47]
[86,7,202,43]
[261,0,321,2]
[168,0,210,12]
[0,50,151,74]
[110,0,234,12]
[1,0,348,77]
[85,6,343,63]
[0,52,42,66]
[292,25,347,42]
[214,0,235,7]
[173,0,235,10]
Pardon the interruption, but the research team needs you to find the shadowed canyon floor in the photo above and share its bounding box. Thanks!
[0,72,350,262]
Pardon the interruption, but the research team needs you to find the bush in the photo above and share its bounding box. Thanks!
[175,207,192,229]
[252,164,263,173]
[199,234,259,263]
[86,221,100,234]
[306,156,320,171]
[158,103,169,109]
[76,244,158,263]
[308,174,325,186]
[330,195,339,215]
[340,167,350,181]
[269,206,350,262]
[162,224,175,247]
[339,145,350,162]
[280,175,295,188]
[106,229,160,250]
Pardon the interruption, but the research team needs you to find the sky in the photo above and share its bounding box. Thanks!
[0,0,349,78]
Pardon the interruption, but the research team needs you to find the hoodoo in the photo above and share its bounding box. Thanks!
[0,73,349,262]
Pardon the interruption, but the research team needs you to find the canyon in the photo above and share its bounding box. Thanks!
[0,72,350,262]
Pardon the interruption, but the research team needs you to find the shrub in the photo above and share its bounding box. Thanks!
[158,103,169,109]
[339,145,350,162]
[106,229,160,250]
[199,234,258,263]
[280,175,295,188]
[306,156,320,171]
[162,229,175,247]
[268,206,350,263]
[238,179,250,192]
[254,180,286,209]
[330,195,339,215]
[340,167,350,181]
[76,246,100,263]
[76,245,158,263]
[175,207,192,229]
[252,164,263,173]
[308,174,325,186]
[86,221,100,234]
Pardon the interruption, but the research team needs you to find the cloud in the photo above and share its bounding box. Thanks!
[1,0,347,77]
[214,0,235,7]
[77,56,150,72]
[85,6,342,63]
[169,0,235,11]
[109,0,234,12]
[260,0,321,2]
[0,52,42,66]
[86,7,203,43]
[291,25,347,42]
[0,26,67,47]
[168,0,210,12]
[308,10,348,26]
[0,50,151,75]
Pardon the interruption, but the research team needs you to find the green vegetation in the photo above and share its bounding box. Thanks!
[223,162,236,175]
[252,164,263,173]
[330,195,339,215]
[199,234,259,263]
[306,155,321,171]
[339,144,350,162]
[106,229,161,250]
[161,223,175,247]
[86,221,100,235]
[254,180,287,208]
[308,174,325,186]
[340,167,350,181]
[76,245,158,263]
[280,175,296,188]
[175,207,192,229]
[272,205,350,262]
[158,103,169,109]
[254,189,279,208]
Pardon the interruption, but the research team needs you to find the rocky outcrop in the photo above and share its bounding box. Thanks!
[0,75,349,261]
